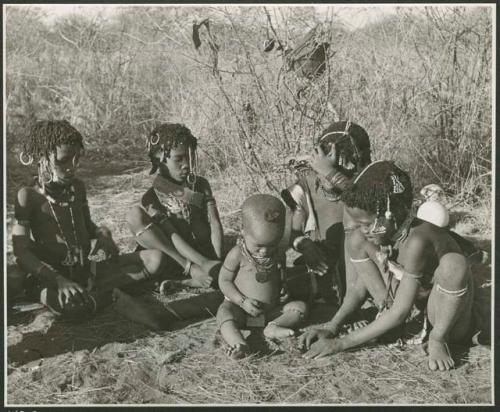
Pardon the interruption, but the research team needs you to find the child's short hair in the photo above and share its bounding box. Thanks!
[21,120,84,161]
[316,120,371,174]
[341,160,413,227]
[242,194,285,230]
[148,123,197,174]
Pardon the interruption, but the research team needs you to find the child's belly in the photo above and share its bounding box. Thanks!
[234,264,281,308]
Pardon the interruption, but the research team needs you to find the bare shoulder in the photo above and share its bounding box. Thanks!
[195,175,213,192]
[16,186,35,204]
[400,227,431,256]
[141,187,156,206]
[398,227,434,272]
[223,244,243,269]
[346,228,371,258]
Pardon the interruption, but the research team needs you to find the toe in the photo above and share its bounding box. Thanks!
[438,360,446,371]
[428,359,438,371]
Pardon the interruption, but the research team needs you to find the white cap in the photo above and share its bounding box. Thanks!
[417,201,449,227]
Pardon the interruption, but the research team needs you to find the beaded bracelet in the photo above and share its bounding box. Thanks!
[292,235,309,252]
[238,295,247,308]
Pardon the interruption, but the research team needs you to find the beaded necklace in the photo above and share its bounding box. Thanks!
[41,182,83,277]
[237,236,277,283]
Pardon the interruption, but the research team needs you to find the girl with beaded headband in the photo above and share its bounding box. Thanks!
[300,161,481,372]
[126,122,223,290]
[11,120,175,323]
[281,120,372,307]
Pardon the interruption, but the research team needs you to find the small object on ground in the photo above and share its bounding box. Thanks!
[12,302,45,313]
[227,343,250,360]
[417,200,449,227]
[159,280,174,295]
[263,38,275,52]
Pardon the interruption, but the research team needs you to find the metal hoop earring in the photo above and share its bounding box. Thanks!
[20,151,34,166]
[187,173,197,186]
[150,133,160,146]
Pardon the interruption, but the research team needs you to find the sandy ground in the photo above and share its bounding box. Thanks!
[5,156,492,405]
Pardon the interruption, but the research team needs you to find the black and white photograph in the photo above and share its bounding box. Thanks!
[3,3,495,406]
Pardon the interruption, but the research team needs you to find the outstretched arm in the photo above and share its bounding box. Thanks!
[75,179,119,259]
[304,234,428,359]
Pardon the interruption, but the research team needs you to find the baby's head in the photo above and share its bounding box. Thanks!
[148,123,198,182]
[20,120,85,186]
[316,120,371,176]
[241,194,286,258]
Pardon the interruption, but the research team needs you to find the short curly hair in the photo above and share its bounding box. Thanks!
[21,120,84,161]
[148,123,197,174]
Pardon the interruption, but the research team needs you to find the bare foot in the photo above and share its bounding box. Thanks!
[263,323,295,340]
[201,260,221,278]
[187,264,213,288]
[112,288,165,330]
[428,338,454,371]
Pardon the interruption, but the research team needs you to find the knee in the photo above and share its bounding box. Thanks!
[435,253,469,288]
[283,300,307,316]
[126,205,149,232]
[142,249,166,276]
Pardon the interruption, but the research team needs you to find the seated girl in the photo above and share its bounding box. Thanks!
[126,123,223,288]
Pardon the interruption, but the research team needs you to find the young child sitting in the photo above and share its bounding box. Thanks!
[12,120,169,322]
[282,120,372,304]
[217,194,307,359]
[300,161,476,371]
[126,123,223,288]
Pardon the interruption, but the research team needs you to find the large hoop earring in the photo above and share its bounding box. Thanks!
[150,133,160,146]
[19,151,34,166]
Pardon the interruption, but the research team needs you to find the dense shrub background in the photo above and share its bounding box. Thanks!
[6,6,492,197]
